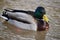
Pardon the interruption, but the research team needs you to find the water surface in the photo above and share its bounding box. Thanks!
[0,0,60,40]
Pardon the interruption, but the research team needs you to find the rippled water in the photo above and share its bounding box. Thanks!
[0,0,60,40]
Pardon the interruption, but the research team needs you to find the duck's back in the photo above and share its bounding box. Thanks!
[3,11,37,31]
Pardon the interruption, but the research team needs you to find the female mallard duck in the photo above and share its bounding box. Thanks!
[1,6,49,31]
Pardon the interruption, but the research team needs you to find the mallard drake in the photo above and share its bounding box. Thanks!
[1,6,49,31]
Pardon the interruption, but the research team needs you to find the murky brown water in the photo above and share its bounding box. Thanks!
[0,0,60,40]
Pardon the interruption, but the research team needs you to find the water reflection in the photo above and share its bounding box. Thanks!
[0,19,47,40]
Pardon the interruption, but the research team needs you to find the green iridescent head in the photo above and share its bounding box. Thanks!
[34,6,46,19]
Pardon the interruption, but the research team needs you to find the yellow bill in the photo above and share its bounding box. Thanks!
[43,14,49,22]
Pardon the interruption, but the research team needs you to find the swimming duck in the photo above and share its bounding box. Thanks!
[1,6,49,31]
